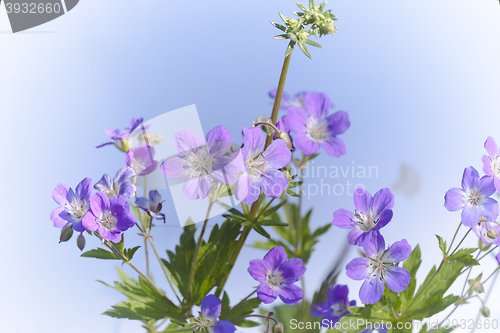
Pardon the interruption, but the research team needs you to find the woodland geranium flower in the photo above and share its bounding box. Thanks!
[346,234,411,304]
[96,118,143,151]
[235,127,291,205]
[50,177,93,232]
[248,246,306,305]
[94,167,136,199]
[191,294,236,333]
[126,143,160,176]
[444,166,499,228]
[162,126,244,200]
[310,285,356,328]
[332,188,394,247]
[282,92,349,157]
[82,192,135,242]
[136,190,165,222]
[482,137,500,193]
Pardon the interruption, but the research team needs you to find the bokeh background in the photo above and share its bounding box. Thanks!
[1,0,500,332]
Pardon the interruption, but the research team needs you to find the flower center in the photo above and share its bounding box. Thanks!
[247,153,267,179]
[367,257,391,282]
[98,211,118,231]
[66,198,88,220]
[354,210,379,232]
[330,303,346,316]
[266,270,285,288]
[192,315,216,333]
[185,147,214,178]
[467,190,483,206]
[305,116,330,143]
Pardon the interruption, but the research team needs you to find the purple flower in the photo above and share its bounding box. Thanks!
[96,118,143,151]
[248,246,306,305]
[162,126,244,200]
[82,192,135,242]
[310,285,356,328]
[136,190,165,222]
[482,136,500,193]
[473,222,500,246]
[126,143,160,176]
[444,166,499,228]
[94,167,136,199]
[234,127,291,205]
[332,188,394,247]
[282,92,349,157]
[346,234,411,304]
[50,178,93,232]
[269,89,308,110]
[192,294,236,333]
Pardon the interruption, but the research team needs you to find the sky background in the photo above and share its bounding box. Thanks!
[1,0,500,332]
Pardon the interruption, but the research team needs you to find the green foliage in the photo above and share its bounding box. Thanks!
[264,301,322,333]
[252,202,331,265]
[80,235,141,261]
[81,247,121,260]
[100,267,184,325]
[163,219,241,307]
[220,292,261,327]
[331,304,393,333]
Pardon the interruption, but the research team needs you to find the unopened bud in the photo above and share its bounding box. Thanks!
[468,279,484,293]
[487,229,499,239]
[59,223,74,243]
[481,306,490,317]
[277,131,293,150]
[77,233,86,251]
[272,323,283,333]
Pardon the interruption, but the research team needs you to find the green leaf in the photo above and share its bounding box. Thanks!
[296,2,308,12]
[253,224,271,238]
[304,38,323,48]
[124,246,141,261]
[81,248,121,260]
[318,2,326,11]
[259,219,289,227]
[285,41,296,57]
[270,22,287,32]
[286,189,300,197]
[222,214,248,223]
[297,41,312,59]
[263,200,288,217]
[400,244,422,308]
[273,34,289,40]
[334,305,392,333]
[436,235,447,255]
[288,181,303,189]
[449,248,479,267]
[309,0,315,8]
[221,296,261,326]
[102,267,184,324]
[278,12,289,24]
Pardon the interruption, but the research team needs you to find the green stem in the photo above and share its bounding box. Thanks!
[160,328,192,332]
[255,198,275,221]
[147,234,182,304]
[404,260,444,316]
[470,270,499,333]
[187,201,214,303]
[447,223,462,253]
[221,289,257,320]
[478,246,498,261]
[482,266,500,285]
[450,228,472,256]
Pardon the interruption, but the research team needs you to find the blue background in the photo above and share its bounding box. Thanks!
[1,0,500,332]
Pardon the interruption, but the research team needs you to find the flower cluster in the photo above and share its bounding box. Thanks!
[310,285,356,328]
[331,187,411,304]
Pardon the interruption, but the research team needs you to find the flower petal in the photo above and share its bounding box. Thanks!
[304,92,329,119]
[371,188,394,212]
[90,192,109,218]
[75,178,93,202]
[263,139,291,169]
[480,197,499,222]
[444,188,466,212]
[279,283,303,305]
[382,239,412,264]
[261,169,288,198]
[263,246,287,270]
[257,282,278,304]
[485,136,498,158]
[345,257,370,280]
[248,259,271,283]
[149,190,162,207]
[183,175,211,200]
[212,150,246,185]
[462,205,481,228]
[234,172,249,202]
[118,183,136,199]
[310,302,331,317]
[332,209,355,229]
[242,127,265,157]
[363,232,385,258]
[283,107,308,133]
[479,175,496,197]
[384,266,411,292]
[328,111,350,136]
[135,197,150,210]
[173,130,204,154]
[201,294,221,320]
[114,167,135,186]
[52,183,70,206]
[293,132,320,156]
[280,258,306,284]
[353,188,372,215]
[482,155,494,177]
[242,175,261,205]
[50,207,68,228]
[462,167,480,193]
[212,321,236,333]
[321,137,346,157]
[82,212,98,232]
[372,209,393,231]
[161,155,189,179]
[359,274,384,304]
[327,285,349,305]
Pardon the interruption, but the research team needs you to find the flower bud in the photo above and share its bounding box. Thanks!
[487,229,499,239]
[77,233,86,251]
[478,238,491,251]
[59,223,74,243]
[272,323,283,333]
[481,306,490,317]
[277,131,293,150]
